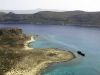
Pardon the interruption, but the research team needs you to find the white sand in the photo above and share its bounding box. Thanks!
[24,36,35,50]
[4,36,75,75]
[5,61,51,75]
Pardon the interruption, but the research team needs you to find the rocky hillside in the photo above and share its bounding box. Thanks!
[0,28,30,47]
[0,28,22,35]
[0,28,75,75]
[0,28,28,75]
[0,28,31,75]
[0,11,100,26]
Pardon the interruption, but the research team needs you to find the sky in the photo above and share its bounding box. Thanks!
[0,0,100,12]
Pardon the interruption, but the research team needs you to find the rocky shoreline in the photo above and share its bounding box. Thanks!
[4,49,75,75]
[0,28,75,75]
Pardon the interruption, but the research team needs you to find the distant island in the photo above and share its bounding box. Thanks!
[0,11,100,26]
[0,28,75,75]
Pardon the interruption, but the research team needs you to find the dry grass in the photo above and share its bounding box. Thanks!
[0,47,75,75]
[0,28,75,75]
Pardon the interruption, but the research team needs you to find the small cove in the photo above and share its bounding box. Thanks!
[0,24,100,75]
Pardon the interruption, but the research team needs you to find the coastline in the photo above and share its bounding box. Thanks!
[4,36,75,75]
[5,49,75,75]
[36,51,75,75]
[23,36,35,50]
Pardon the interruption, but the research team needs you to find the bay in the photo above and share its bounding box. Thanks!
[0,24,100,75]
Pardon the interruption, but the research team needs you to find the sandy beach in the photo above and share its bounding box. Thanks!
[4,36,75,75]
[0,28,75,75]
[24,36,35,50]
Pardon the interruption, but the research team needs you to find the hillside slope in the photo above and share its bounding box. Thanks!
[0,11,100,26]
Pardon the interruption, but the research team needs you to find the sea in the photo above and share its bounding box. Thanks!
[0,24,100,75]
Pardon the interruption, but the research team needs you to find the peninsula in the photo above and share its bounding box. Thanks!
[0,28,75,75]
[0,11,100,26]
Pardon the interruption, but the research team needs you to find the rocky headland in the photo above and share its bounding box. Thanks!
[0,28,75,75]
[1,11,100,26]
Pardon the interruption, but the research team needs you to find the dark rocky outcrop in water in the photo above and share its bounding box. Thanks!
[77,51,85,56]
[0,28,75,75]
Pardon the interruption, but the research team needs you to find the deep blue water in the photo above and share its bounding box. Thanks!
[0,24,100,75]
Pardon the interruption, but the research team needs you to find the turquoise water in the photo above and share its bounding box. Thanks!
[0,24,100,75]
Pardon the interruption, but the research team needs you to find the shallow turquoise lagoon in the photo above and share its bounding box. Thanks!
[0,24,100,75]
